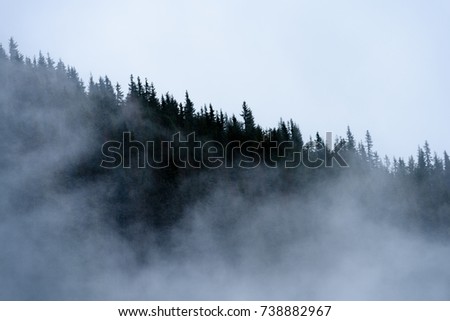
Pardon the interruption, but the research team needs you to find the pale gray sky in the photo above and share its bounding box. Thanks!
[1,0,449,159]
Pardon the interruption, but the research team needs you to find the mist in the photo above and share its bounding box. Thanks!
[2,159,450,300]
[1,42,450,300]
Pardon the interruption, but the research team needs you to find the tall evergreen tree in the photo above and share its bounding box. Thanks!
[278,119,290,142]
[145,81,160,112]
[358,142,367,164]
[46,53,55,70]
[66,66,84,90]
[128,74,138,101]
[384,155,391,172]
[417,146,426,176]
[240,101,256,138]
[365,130,373,165]
[115,83,124,107]
[289,119,303,150]
[407,156,416,175]
[55,59,66,77]
[444,151,450,178]
[346,126,356,152]
[227,114,243,141]
[0,44,7,61]
[37,51,47,68]
[424,141,432,171]
[433,152,444,176]
[137,77,144,97]
[397,157,407,176]
[184,91,195,131]
[8,37,23,63]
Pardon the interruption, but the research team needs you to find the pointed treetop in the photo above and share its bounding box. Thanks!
[346,126,356,151]
[0,43,7,60]
[9,37,23,63]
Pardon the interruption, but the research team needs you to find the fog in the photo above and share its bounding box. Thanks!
[1,49,449,300]
[1,100,449,300]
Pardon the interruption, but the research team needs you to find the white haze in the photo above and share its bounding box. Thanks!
[1,86,449,300]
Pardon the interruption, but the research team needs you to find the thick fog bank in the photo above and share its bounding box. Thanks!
[1,46,449,300]
[1,158,449,299]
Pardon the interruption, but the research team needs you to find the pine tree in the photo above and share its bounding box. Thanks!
[433,152,444,176]
[55,60,66,77]
[227,114,242,141]
[128,74,138,100]
[0,44,8,61]
[88,75,97,98]
[372,151,381,168]
[137,77,144,97]
[208,104,215,127]
[346,126,356,151]
[240,101,256,138]
[417,146,426,176]
[398,157,407,176]
[9,37,23,63]
[384,155,391,172]
[278,119,290,142]
[104,76,117,109]
[423,141,432,171]
[66,66,84,91]
[184,91,195,131]
[115,83,124,106]
[25,57,32,67]
[407,156,416,175]
[444,151,450,178]
[358,142,367,164]
[37,51,47,68]
[315,132,324,148]
[289,119,303,150]
[160,93,179,128]
[316,132,331,162]
[46,53,55,70]
[145,81,160,112]
[365,130,373,166]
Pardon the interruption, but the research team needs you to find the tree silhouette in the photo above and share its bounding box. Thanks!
[1,39,449,235]
[8,37,23,63]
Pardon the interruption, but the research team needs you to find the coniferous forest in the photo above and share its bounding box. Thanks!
[1,39,450,300]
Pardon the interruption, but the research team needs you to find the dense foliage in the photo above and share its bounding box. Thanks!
[1,38,449,239]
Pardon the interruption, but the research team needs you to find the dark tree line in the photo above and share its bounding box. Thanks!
[1,39,449,238]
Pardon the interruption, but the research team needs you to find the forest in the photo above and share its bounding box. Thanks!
[1,39,450,299]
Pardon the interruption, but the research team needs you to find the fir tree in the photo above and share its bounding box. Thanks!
[365,130,373,166]
[240,101,256,138]
[8,37,23,63]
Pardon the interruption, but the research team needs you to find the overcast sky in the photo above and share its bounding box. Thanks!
[1,0,449,159]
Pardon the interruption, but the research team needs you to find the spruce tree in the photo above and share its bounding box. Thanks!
[0,44,8,61]
[346,126,356,151]
[444,151,450,178]
[8,37,23,63]
[365,130,373,166]
[424,141,432,171]
[240,101,256,138]
[184,91,195,131]
[289,119,303,150]
[115,83,124,106]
